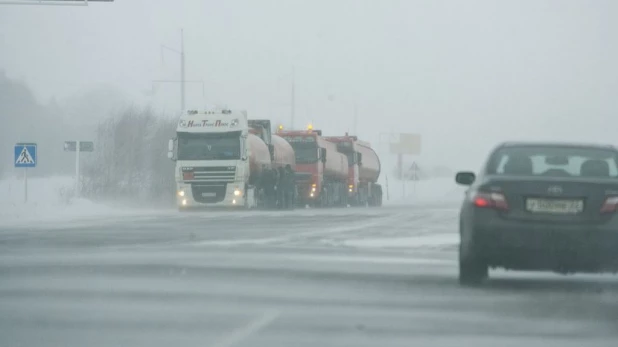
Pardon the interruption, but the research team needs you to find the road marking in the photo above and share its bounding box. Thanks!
[210,310,280,347]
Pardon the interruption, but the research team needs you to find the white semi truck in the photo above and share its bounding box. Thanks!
[167,109,295,210]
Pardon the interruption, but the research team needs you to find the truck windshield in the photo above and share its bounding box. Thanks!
[293,144,319,164]
[282,135,318,164]
[177,131,241,160]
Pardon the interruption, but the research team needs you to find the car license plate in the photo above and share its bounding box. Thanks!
[201,192,216,197]
[526,198,583,214]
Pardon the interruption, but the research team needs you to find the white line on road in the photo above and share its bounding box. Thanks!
[210,310,280,347]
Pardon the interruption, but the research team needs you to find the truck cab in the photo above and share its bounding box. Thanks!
[277,129,322,204]
[167,109,256,210]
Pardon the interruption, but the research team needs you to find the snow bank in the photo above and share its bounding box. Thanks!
[0,176,145,227]
[383,177,467,206]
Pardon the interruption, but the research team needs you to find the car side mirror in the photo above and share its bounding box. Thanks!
[455,171,475,185]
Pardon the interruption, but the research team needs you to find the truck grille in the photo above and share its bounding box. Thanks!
[192,183,227,203]
[295,172,312,183]
[188,166,236,183]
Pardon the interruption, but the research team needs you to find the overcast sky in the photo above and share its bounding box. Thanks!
[1,0,617,171]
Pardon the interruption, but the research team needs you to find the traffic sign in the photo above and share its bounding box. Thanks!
[64,140,94,198]
[14,143,37,168]
[64,141,94,152]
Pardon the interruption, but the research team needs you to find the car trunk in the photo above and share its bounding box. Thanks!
[481,176,618,224]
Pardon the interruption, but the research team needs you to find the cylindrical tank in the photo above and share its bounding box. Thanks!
[356,142,381,182]
[247,133,271,182]
[270,134,296,169]
[322,139,349,181]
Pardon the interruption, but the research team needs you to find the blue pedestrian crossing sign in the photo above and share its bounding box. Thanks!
[14,143,37,168]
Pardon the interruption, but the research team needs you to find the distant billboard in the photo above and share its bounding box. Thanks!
[389,133,421,155]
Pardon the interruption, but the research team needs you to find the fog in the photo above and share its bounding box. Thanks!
[2,0,618,172]
[3,4,618,345]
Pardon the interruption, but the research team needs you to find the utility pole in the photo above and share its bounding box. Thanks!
[161,28,186,112]
[353,103,358,135]
[291,66,296,129]
[180,29,185,112]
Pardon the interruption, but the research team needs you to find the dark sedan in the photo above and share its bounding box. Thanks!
[455,142,618,285]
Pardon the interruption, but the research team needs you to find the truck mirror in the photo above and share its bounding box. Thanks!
[357,153,363,165]
[167,139,176,161]
[320,148,327,163]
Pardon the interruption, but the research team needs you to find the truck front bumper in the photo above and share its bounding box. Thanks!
[176,182,247,208]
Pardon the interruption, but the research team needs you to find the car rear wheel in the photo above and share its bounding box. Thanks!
[459,245,488,286]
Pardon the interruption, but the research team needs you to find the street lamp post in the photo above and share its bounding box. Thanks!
[161,29,186,112]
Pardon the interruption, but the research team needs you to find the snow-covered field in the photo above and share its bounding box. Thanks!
[0,176,159,227]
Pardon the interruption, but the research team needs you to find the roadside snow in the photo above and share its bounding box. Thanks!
[0,176,151,227]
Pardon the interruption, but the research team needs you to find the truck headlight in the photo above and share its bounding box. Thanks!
[178,190,185,197]
[234,189,241,196]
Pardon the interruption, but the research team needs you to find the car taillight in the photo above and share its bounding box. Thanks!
[600,196,618,213]
[183,171,195,180]
[471,191,509,210]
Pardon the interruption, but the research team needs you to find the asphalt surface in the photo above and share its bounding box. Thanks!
[1,204,617,347]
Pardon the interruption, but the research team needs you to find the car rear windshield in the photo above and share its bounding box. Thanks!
[486,145,618,178]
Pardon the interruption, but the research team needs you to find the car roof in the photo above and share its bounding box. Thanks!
[497,141,617,151]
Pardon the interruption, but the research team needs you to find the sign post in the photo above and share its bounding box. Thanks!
[14,143,37,203]
[64,141,94,198]
[410,162,420,197]
[389,133,421,199]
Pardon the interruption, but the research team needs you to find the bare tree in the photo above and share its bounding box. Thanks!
[82,106,176,206]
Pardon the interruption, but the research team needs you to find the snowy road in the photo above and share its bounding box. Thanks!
[1,204,617,347]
